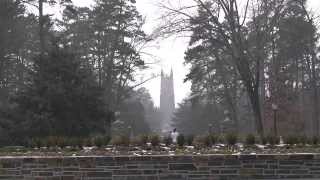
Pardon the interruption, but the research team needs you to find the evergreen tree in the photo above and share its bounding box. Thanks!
[12,46,108,138]
[0,0,27,103]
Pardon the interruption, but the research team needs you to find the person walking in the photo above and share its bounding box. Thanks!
[170,128,179,144]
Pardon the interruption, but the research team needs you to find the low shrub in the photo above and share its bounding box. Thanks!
[245,134,256,146]
[209,134,217,145]
[266,135,279,146]
[46,136,58,147]
[56,137,67,148]
[30,138,42,148]
[6,137,27,147]
[298,135,308,145]
[83,138,92,147]
[150,134,160,146]
[132,134,148,146]
[139,134,149,146]
[312,136,319,145]
[163,136,173,146]
[103,136,111,146]
[217,134,225,144]
[93,136,104,147]
[77,138,84,148]
[65,138,74,147]
[203,135,212,147]
[131,137,139,146]
[68,137,83,148]
[186,135,194,146]
[192,135,216,148]
[226,133,238,146]
[192,135,205,149]
[25,139,33,148]
[110,135,130,146]
[284,135,298,146]
[42,136,66,148]
[177,134,185,147]
[261,136,267,145]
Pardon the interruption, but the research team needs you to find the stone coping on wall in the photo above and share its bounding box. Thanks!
[0,153,317,158]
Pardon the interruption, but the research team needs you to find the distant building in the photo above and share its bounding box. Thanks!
[160,69,175,132]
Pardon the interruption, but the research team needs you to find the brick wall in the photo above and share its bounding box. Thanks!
[0,154,319,179]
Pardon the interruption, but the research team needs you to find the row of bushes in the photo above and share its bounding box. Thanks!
[21,135,162,148]
[7,134,320,149]
[223,134,320,146]
[95,134,320,148]
[28,136,111,148]
[281,135,319,146]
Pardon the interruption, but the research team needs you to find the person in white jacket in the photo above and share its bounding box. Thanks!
[170,128,179,144]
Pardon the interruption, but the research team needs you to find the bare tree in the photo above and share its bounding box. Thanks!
[157,0,286,137]
[300,1,319,136]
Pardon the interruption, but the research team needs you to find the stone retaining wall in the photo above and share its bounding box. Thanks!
[0,154,319,179]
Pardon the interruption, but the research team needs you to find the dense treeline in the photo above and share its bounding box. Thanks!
[0,0,155,145]
[166,0,320,137]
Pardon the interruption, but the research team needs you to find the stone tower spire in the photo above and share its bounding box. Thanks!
[160,69,175,132]
[170,67,175,106]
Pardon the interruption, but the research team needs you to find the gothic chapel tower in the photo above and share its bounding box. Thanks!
[160,69,175,132]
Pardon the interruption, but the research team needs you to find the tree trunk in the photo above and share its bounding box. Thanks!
[0,50,5,105]
[259,55,265,130]
[244,78,263,136]
[38,0,44,68]
[311,54,319,136]
[235,52,264,138]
